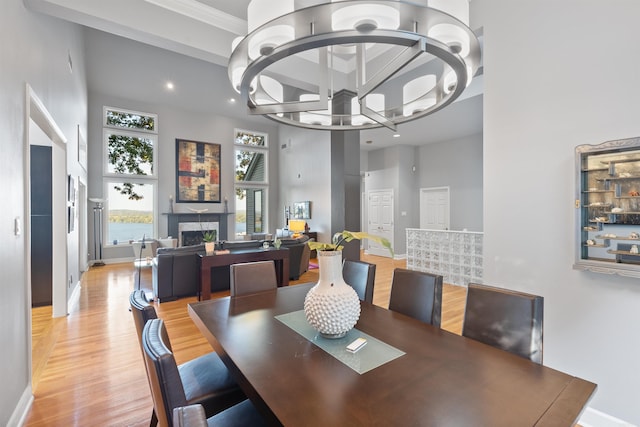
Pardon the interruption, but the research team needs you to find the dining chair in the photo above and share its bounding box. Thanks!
[462,283,544,364]
[142,319,266,427]
[388,268,443,326]
[129,291,245,425]
[342,259,376,303]
[229,260,277,297]
[173,402,266,427]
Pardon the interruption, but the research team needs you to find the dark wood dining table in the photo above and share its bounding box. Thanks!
[188,283,596,427]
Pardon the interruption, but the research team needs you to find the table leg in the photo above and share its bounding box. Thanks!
[200,264,212,301]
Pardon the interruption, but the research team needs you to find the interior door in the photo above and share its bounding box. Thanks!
[367,189,393,258]
[420,187,450,230]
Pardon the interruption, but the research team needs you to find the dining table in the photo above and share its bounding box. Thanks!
[188,283,597,427]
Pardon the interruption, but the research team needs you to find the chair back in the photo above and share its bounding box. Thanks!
[230,261,278,297]
[388,268,443,326]
[462,283,544,364]
[342,260,376,303]
[129,290,165,348]
[142,319,188,427]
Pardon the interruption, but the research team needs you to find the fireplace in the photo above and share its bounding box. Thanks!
[178,221,219,246]
[165,213,231,244]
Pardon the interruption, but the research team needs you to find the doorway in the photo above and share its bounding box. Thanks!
[367,189,394,258]
[26,85,68,388]
[419,187,450,230]
[26,85,68,317]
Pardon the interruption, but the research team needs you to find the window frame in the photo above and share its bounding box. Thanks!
[234,129,269,240]
[102,106,159,247]
[103,128,158,179]
[103,178,158,246]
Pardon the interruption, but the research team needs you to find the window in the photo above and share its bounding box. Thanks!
[235,129,268,239]
[103,107,158,245]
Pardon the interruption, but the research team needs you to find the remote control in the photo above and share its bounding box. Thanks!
[346,337,367,353]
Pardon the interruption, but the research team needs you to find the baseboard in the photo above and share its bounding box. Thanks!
[7,385,33,427]
[90,257,131,266]
[68,280,81,313]
[579,407,635,427]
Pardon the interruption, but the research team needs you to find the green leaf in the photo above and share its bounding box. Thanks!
[311,230,394,257]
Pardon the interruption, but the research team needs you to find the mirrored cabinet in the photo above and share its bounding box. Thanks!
[575,136,640,277]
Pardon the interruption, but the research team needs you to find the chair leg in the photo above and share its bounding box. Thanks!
[149,409,158,427]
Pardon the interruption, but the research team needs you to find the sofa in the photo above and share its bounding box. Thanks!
[153,244,205,302]
[152,240,265,302]
[278,235,311,280]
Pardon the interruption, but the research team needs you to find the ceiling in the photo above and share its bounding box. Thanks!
[25,0,483,151]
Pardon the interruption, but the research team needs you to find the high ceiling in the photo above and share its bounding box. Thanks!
[25,0,483,150]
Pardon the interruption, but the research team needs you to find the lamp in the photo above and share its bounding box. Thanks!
[288,219,306,238]
[229,0,481,131]
[89,198,106,266]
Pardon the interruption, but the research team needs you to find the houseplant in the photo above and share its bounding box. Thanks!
[303,231,393,338]
[202,230,216,254]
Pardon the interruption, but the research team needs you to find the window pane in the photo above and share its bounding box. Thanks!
[106,181,154,244]
[235,188,266,239]
[106,109,156,132]
[107,133,154,176]
[235,188,247,239]
[235,149,265,183]
[235,130,266,147]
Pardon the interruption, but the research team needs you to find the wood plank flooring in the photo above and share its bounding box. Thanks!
[26,253,467,426]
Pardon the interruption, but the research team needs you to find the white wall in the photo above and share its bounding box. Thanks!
[278,126,332,241]
[418,133,483,232]
[0,1,87,424]
[482,0,640,424]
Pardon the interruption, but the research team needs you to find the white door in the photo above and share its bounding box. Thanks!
[420,187,450,230]
[367,190,393,258]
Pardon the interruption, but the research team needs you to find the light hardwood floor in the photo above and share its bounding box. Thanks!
[26,254,467,426]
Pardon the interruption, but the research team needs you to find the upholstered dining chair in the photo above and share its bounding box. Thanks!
[173,402,266,427]
[388,268,443,326]
[129,291,245,425]
[229,261,277,297]
[462,283,544,364]
[142,319,266,427]
[342,260,376,303]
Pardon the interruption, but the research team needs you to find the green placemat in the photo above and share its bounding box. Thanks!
[275,310,405,374]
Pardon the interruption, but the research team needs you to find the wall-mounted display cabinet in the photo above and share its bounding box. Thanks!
[575,137,640,277]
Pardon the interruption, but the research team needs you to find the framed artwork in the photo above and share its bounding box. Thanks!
[77,124,87,171]
[293,201,311,219]
[68,205,75,233]
[175,139,221,203]
[67,174,76,203]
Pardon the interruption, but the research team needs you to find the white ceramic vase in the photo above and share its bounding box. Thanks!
[204,241,215,254]
[304,250,361,339]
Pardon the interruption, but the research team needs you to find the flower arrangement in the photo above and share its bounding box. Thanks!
[307,231,393,256]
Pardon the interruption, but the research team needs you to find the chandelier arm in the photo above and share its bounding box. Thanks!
[357,38,427,99]
[361,102,396,132]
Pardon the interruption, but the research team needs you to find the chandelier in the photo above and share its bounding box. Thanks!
[228,0,481,131]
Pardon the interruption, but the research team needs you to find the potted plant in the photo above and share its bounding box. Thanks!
[307,231,393,256]
[304,231,393,338]
[202,230,216,254]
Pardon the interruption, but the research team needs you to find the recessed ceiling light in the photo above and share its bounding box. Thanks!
[165,81,175,90]
[393,133,400,138]
[228,98,237,103]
